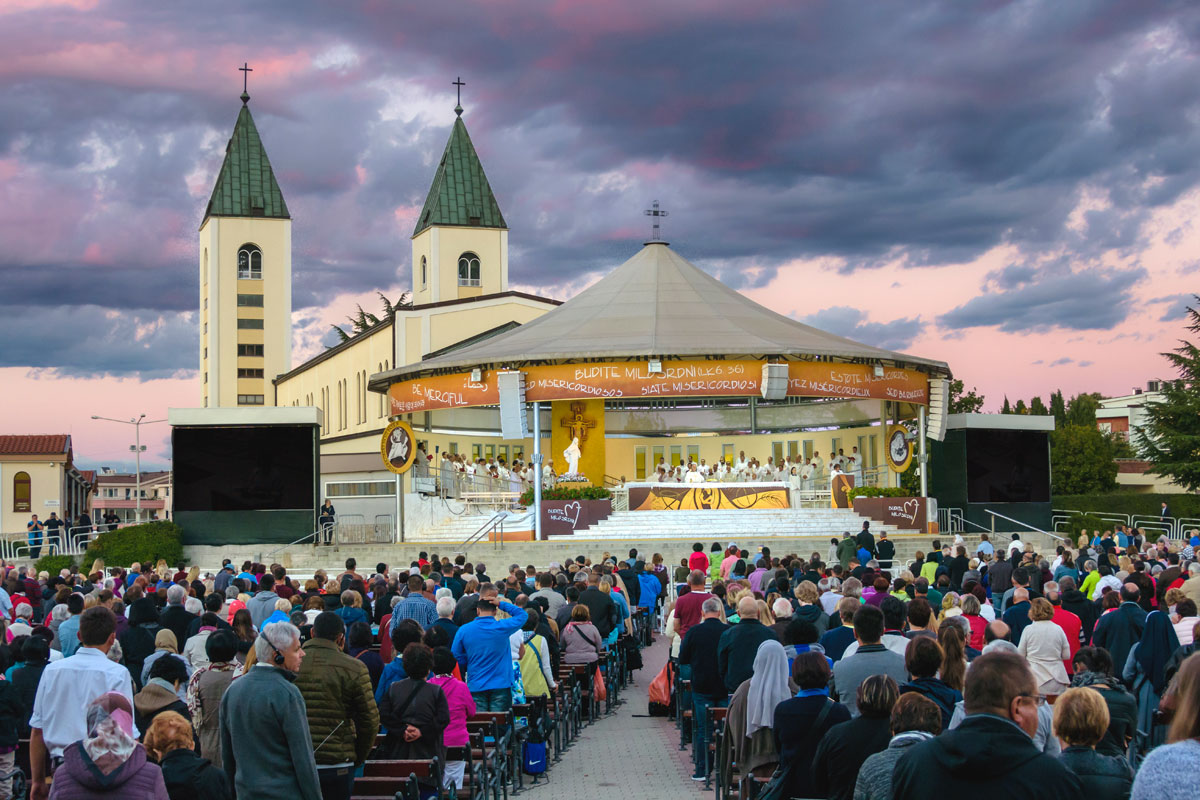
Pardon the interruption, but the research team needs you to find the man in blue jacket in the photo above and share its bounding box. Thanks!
[635,561,662,612]
[451,583,527,711]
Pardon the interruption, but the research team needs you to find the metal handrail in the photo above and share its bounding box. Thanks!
[984,508,1066,542]
[457,511,507,555]
[265,529,322,559]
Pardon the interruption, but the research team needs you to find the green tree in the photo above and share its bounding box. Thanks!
[1029,396,1048,416]
[1050,425,1119,495]
[1066,392,1101,427]
[1014,398,1028,415]
[1049,390,1067,429]
[948,379,985,414]
[1001,396,1012,414]
[1137,296,1200,491]
[330,291,412,344]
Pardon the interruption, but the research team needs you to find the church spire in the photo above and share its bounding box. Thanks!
[412,106,506,237]
[203,76,289,224]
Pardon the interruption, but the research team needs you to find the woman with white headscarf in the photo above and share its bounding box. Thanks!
[720,640,792,782]
[48,692,169,799]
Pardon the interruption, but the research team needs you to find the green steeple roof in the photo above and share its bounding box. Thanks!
[413,114,507,237]
[203,96,290,223]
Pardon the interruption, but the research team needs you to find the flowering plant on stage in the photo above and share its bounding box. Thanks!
[520,485,612,506]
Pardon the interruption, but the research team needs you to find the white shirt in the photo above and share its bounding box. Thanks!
[684,470,704,484]
[30,647,137,757]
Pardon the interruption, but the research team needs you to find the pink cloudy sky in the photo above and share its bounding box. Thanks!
[0,0,1195,471]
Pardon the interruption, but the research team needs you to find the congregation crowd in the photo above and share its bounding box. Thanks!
[0,549,665,800]
[659,525,1200,800]
[0,521,1195,800]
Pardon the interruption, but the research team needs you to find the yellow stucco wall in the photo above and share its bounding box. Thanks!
[275,322,395,438]
[411,225,508,306]
[199,216,292,408]
[1,458,66,534]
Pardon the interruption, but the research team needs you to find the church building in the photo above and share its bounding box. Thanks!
[199,84,559,523]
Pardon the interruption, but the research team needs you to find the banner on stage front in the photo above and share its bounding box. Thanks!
[388,360,930,414]
[629,485,791,511]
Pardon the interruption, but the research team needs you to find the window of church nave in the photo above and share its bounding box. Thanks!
[237,394,264,405]
[458,253,481,286]
[237,244,263,279]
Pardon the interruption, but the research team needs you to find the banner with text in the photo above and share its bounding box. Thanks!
[389,360,930,414]
[629,485,791,511]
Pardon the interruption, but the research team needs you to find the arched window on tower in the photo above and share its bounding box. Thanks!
[13,471,31,512]
[237,244,263,279]
[457,252,481,287]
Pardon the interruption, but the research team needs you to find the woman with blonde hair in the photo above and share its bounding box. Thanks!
[89,558,106,578]
[757,599,775,627]
[1053,687,1132,799]
[1018,598,1071,695]
[939,592,962,621]
[145,710,231,799]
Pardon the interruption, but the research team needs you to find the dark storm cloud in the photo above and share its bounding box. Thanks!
[0,305,195,379]
[1,0,1198,376]
[797,307,923,352]
[1152,293,1196,322]
[937,263,1147,333]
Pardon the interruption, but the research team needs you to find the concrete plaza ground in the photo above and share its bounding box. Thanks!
[517,634,703,800]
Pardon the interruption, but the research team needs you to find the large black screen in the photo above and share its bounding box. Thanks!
[964,429,1050,503]
[173,426,315,511]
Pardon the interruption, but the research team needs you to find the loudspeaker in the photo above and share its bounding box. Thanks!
[760,363,788,400]
[498,371,529,439]
[927,377,949,442]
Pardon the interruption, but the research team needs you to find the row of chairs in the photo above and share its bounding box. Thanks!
[352,636,637,800]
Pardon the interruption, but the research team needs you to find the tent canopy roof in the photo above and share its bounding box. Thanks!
[374,242,949,386]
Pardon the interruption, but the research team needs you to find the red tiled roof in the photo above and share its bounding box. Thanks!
[80,470,96,484]
[1116,460,1153,474]
[95,471,170,484]
[0,435,70,455]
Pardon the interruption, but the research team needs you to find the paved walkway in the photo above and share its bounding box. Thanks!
[517,634,702,800]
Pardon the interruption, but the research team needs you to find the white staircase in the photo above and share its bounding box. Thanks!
[416,510,534,543]
[574,508,903,540]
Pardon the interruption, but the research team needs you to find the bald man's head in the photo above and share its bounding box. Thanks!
[1012,588,1029,604]
[737,596,760,620]
[985,620,1011,644]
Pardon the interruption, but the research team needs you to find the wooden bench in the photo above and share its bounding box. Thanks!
[354,757,441,800]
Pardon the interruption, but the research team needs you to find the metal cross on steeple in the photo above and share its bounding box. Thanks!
[239,62,253,104]
[453,77,465,116]
[644,200,669,241]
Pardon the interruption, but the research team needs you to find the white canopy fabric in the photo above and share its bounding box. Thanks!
[378,242,949,382]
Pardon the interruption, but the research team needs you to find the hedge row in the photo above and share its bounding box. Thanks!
[83,521,184,568]
[1053,493,1200,521]
[847,487,909,500]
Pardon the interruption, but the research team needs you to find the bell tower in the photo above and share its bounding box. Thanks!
[411,84,508,306]
[199,71,292,408]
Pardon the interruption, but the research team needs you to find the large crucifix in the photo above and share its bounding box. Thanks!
[239,62,253,94]
[644,200,669,241]
[560,401,596,443]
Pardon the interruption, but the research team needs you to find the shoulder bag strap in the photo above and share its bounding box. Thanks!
[388,680,428,723]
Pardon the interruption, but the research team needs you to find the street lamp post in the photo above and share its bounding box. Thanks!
[91,414,165,524]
